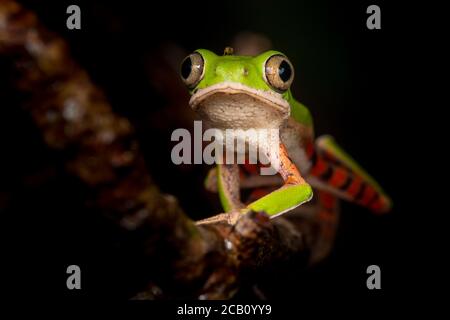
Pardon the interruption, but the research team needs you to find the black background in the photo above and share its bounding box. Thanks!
[0,0,429,308]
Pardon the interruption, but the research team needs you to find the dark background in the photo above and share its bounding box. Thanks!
[1,0,424,304]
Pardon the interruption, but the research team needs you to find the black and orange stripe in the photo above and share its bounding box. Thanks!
[308,148,390,214]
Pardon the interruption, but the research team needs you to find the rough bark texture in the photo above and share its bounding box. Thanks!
[0,0,311,299]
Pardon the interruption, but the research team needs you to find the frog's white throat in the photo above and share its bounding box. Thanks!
[189,82,290,130]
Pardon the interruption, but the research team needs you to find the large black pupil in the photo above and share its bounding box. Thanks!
[181,57,192,79]
[278,60,291,82]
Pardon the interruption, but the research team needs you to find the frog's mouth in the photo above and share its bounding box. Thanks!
[189,82,290,130]
[189,82,290,114]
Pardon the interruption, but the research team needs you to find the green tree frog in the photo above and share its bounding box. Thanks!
[180,47,391,226]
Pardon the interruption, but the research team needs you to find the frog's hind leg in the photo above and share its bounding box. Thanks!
[200,144,313,224]
[306,135,392,214]
[244,143,313,218]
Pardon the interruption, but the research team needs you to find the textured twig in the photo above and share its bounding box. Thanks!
[0,0,311,299]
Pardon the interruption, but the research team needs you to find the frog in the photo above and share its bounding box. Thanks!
[180,47,392,227]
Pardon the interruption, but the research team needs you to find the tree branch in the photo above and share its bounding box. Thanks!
[0,0,311,299]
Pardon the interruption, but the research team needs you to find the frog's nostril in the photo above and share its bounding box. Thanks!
[243,68,249,76]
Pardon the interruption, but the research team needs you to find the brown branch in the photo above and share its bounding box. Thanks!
[0,0,311,299]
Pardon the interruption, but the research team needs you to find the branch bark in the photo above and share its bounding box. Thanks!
[0,0,311,299]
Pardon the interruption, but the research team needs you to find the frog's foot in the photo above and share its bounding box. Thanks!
[196,211,240,225]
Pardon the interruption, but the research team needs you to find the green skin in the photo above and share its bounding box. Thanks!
[190,49,313,127]
[183,49,317,224]
[184,49,362,224]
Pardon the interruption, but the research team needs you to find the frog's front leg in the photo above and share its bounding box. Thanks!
[198,144,313,225]
[216,163,245,212]
[244,143,313,218]
[197,164,244,225]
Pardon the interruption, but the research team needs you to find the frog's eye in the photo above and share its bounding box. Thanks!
[264,54,294,92]
[180,52,204,88]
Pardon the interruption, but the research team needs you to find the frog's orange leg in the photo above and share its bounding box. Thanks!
[243,143,313,218]
[199,144,313,224]
[306,136,391,214]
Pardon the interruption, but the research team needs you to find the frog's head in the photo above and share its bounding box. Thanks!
[180,48,295,130]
